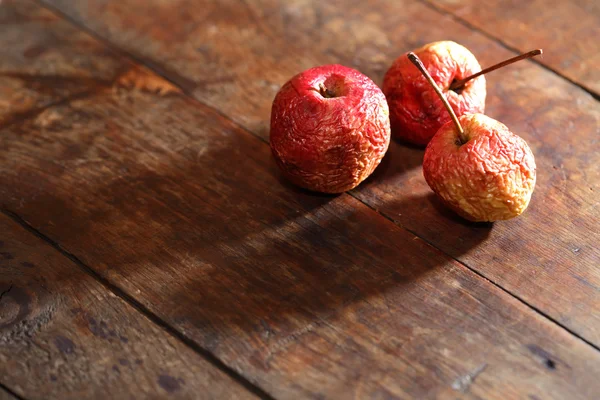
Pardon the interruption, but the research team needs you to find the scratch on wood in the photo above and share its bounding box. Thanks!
[570,273,600,292]
[264,322,317,365]
[262,289,361,365]
[452,363,487,393]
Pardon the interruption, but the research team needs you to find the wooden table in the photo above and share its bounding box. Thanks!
[1,0,599,398]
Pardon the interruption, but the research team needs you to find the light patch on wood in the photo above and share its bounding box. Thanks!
[116,65,181,95]
[452,363,487,393]
[33,107,64,128]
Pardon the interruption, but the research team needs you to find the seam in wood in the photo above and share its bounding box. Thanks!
[0,65,180,129]
[0,208,276,400]
[36,0,196,97]
[32,0,600,376]
[0,90,98,132]
[172,77,600,356]
[0,382,27,400]
[417,0,600,102]
[354,202,600,353]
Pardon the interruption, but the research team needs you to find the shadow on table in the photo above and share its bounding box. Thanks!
[351,137,494,261]
[0,92,491,371]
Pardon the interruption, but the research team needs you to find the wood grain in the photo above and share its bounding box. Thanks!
[4,0,600,398]
[0,0,124,128]
[43,0,600,346]
[0,213,257,399]
[0,387,16,400]
[425,0,600,95]
[1,63,600,399]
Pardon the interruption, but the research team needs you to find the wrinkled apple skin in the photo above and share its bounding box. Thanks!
[270,64,390,193]
[383,41,486,146]
[423,114,536,222]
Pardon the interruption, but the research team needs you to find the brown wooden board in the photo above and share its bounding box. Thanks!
[0,387,16,400]
[1,59,600,400]
[0,1,124,128]
[0,213,257,399]
[424,0,600,95]
[43,0,600,347]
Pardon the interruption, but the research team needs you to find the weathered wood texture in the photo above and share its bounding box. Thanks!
[44,0,600,346]
[426,0,600,95]
[0,387,16,400]
[1,6,600,398]
[4,75,600,400]
[0,1,123,128]
[0,213,257,399]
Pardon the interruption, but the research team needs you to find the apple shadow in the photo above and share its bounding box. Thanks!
[360,139,425,189]
[0,92,449,373]
[426,193,493,229]
[377,191,494,260]
[272,162,342,201]
[350,129,493,262]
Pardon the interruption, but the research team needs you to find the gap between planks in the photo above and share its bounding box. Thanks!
[0,382,27,400]
[28,0,600,383]
[0,209,276,400]
[417,0,600,102]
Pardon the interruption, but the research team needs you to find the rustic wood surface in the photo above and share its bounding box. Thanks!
[1,0,599,398]
[3,66,600,400]
[425,0,600,96]
[43,0,600,345]
[0,386,17,400]
[0,213,258,400]
[0,1,122,128]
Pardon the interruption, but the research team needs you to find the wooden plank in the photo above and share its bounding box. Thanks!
[2,62,600,400]
[0,387,17,400]
[43,0,600,346]
[0,214,258,399]
[425,0,600,95]
[0,0,124,127]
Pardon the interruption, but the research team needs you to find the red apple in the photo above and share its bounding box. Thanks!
[383,41,486,146]
[423,113,536,221]
[270,64,390,193]
[406,52,537,222]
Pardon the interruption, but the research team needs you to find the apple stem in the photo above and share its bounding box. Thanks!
[450,49,542,91]
[318,83,336,98]
[407,52,467,144]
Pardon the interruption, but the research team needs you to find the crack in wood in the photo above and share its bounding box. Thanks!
[417,0,600,102]
[0,381,26,400]
[0,207,276,400]
[0,285,13,304]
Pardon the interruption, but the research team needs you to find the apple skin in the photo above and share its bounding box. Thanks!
[423,113,536,222]
[383,41,486,146]
[270,64,390,193]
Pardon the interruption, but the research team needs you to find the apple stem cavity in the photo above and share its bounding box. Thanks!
[318,83,337,98]
[450,49,543,91]
[407,52,467,144]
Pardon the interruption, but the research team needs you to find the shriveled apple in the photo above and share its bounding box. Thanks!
[385,41,541,146]
[384,41,485,146]
[408,52,536,222]
[270,64,390,193]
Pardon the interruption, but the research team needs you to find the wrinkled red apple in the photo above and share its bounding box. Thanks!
[270,64,390,193]
[383,41,486,146]
[423,113,536,221]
